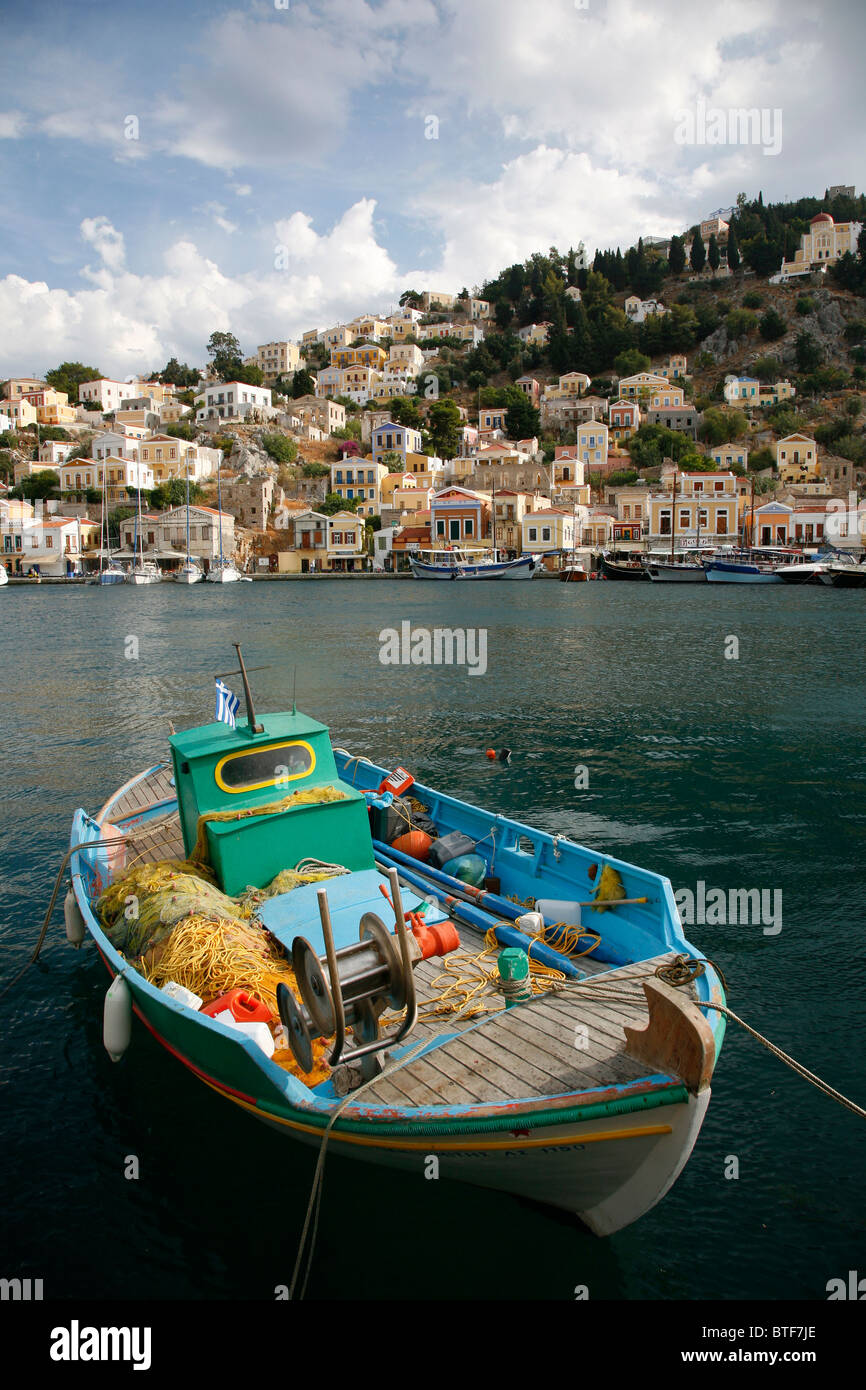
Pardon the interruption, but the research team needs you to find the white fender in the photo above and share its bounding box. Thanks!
[103,975,132,1062]
[64,888,86,948]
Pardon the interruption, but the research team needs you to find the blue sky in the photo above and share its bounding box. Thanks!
[1,0,864,378]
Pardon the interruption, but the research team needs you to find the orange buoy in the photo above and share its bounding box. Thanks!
[391,830,433,862]
[485,748,496,760]
[201,989,272,1023]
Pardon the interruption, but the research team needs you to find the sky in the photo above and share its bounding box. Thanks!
[0,0,864,381]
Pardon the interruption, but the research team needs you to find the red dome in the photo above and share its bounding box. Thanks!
[810,213,833,224]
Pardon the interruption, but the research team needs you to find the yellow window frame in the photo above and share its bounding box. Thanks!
[214,739,316,794]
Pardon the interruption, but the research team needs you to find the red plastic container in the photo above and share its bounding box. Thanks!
[200,989,272,1024]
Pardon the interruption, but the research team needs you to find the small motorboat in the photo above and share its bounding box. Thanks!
[704,546,803,584]
[560,563,588,583]
[644,559,707,583]
[66,647,726,1237]
[0,563,8,587]
[819,553,866,588]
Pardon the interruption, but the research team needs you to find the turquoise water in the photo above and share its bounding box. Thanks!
[1,579,864,1301]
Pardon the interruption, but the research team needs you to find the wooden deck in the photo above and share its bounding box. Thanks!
[360,952,691,1107]
[101,767,692,1107]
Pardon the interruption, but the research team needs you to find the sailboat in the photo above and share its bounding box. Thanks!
[175,457,203,584]
[560,496,587,582]
[128,484,161,584]
[645,473,707,583]
[0,563,8,586]
[94,461,125,584]
[206,459,240,583]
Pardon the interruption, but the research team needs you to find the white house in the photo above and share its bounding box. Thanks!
[624,296,666,324]
[78,378,147,412]
[196,382,273,422]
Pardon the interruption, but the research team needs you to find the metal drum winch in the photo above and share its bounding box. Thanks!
[277,868,456,1090]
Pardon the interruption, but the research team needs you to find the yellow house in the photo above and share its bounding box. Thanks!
[649,384,685,410]
[544,371,592,400]
[776,213,862,279]
[617,371,668,399]
[2,397,39,428]
[649,471,743,543]
[331,343,387,372]
[776,433,818,482]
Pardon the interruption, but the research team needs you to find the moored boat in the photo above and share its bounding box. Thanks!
[704,546,806,584]
[0,563,8,586]
[128,560,162,585]
[66,648,726,1236]
[819,553,866,588]
[409,548,537,580]
[175,558,204,584]
[645,559,707,583]
[599,552,649,581]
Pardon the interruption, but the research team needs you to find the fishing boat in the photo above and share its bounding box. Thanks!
[206,462,240,583]
[704,546,807,584]
[65,648,726,1237]
[644,555,708,583]
[175,459,203,583]
[409,547,537,580]
[128,486,161,585]
[599,551,648,581]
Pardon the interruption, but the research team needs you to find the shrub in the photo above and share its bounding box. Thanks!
[743,291,763,309]
[725,309,757,340]
[759,309,787,342]
[261,433,298,464]
[796,296,816,316]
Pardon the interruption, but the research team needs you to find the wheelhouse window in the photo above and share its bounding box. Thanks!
[214,740,315,793]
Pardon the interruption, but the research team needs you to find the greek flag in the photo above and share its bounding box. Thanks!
[215,678,240,729]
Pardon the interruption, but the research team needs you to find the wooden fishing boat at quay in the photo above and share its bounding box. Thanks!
[599,551,649,581]
[66,651,726,1236]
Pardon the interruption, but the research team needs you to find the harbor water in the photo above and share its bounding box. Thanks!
[1,579,864,1301]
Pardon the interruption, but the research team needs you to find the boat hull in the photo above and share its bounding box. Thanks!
[705,563,783,583]
[646,564,707,583]
[206,567,240,583]
[600,555,648,581]
[410,556,536,580]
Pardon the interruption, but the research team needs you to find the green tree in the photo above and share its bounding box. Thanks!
[159,358,200,388]
[726,223,740,272]
[689,235,706,275]
[426,398,463,459]
[291,368,316,398]
[320,491,360,515]
[796,295,816,317]
[380,450,406,473]
[13,469,60,500]
[44,362,101,404]
[398,290,423,309]
[795,331,822,372]
[261,433,298,464]
[206,331,245,381]
[614,349,651,379]
[387,396,422,429]
[150,478,205,509]
[504,386,540,439]
[700,407,748,447]
[707,234,721,276]
[668,235,686,276]
[759,308,787,341]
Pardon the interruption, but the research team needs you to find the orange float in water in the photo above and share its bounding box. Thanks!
[391,830,433,862]
[485,748,496,760]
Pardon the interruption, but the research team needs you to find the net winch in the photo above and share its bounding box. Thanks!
[277,867,458,1090]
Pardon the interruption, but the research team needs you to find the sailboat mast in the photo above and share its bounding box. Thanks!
[186,456,191,561]
[217,462,223,568]
[671,470,676,561]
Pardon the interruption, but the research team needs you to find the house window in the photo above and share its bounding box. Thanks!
[436,520,445,536]
[717,514,728,535]
[660,511,672,535]
[679,510,690,529]
[528,527,537,541]
[46,536,53,548]
[449,519,460,541]
[465,518,474,536]
[698,509,708,528]
[542,527,551,541]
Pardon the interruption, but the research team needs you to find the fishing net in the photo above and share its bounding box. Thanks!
[95,856,342,1084]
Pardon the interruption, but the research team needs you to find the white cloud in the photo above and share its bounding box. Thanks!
[80,217,127,273]
[231,183,252,197]
[0,111,26,139]
[0,200,419,379]
[413,146,680,288]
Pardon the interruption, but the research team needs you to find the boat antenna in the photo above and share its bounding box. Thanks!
[216,644,270,733]
[292,664,297,715]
